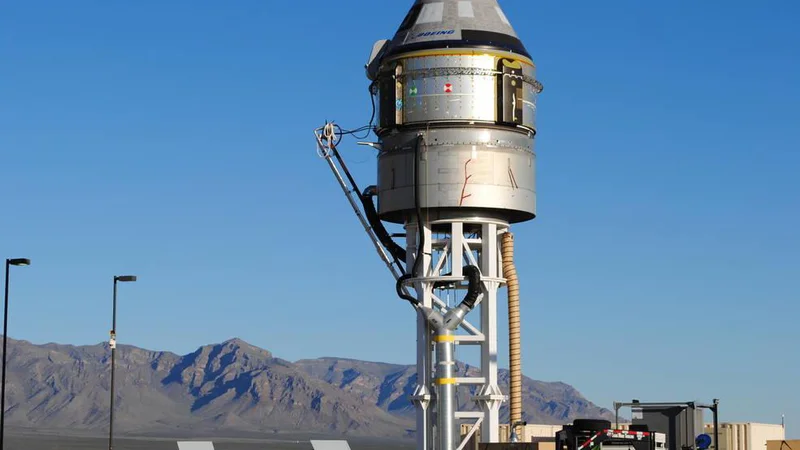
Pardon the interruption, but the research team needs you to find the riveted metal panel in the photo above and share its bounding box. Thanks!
[376,128,536,224]
[370,1,543,226]
[400,54,497,124]
[377,50,541,134]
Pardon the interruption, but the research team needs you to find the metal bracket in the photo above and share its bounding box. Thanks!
[410,384,432,410]
[474,384,507,407]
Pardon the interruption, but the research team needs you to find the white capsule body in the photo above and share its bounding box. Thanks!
[370,1,543,224]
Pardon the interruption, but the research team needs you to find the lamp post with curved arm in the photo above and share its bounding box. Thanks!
[1,258,30,450]
[109,275,136,450]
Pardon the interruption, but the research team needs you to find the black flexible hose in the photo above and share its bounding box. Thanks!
[396,274,420,306]
[362,187,407,264]
[396,135,426,306]
[328,145,406,273]
[461,265,482,310]
[411,135,425,281]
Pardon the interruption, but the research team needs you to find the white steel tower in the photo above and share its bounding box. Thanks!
[314,2,542,450]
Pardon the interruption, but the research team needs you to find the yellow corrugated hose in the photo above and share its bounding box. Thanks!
[502,231,523,439]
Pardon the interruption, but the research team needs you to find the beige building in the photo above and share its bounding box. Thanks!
[705,423,786,450]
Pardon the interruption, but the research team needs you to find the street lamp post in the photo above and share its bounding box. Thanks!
[1,258,30,450]
[109,275,136,450]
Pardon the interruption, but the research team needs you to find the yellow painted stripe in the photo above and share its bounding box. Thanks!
[435,378,458,385]
[387,49,535,67]
[433,335,456,342]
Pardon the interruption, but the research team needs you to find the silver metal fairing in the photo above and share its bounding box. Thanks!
[372,47,542,225]
[401,53,498,125]
[376,127,536,224]
[382,53,539,130]
[375,52,541,135]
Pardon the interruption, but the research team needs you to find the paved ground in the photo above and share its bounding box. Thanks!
[4,432,414,450]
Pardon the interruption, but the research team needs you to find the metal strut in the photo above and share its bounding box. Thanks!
[314,123,406,283]
[314,123,486,326]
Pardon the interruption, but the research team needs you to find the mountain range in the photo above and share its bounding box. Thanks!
[2,337,613,438]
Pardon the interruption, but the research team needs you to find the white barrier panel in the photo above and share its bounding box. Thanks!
[177,441,215,450]
[310,440,353,450]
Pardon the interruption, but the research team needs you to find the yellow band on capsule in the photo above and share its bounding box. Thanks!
[433,335,456,343]
[386,48,535,68]
[435,378,458,385]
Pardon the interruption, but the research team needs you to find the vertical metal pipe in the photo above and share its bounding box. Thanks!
[435,328,456,450]
[109,279,117,450]
[1,260,10,450]
[416,313,431,450]
[412,221,432,450]
[713,401,720,450]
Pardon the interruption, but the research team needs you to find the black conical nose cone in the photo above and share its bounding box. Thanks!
[386,0,530,58]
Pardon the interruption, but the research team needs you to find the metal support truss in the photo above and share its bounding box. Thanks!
[313,125,406,282]
[406,218,509,450]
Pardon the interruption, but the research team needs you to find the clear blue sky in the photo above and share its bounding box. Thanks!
[1,0,798,438]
